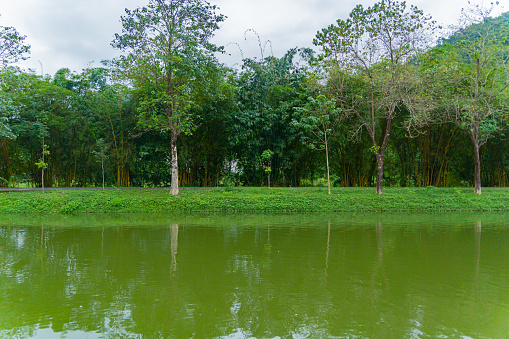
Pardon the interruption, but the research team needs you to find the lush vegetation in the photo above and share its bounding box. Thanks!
[1,0,509,197]
[1,187,509,214]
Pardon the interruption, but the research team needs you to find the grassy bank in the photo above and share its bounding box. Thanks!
[1,187,509,214]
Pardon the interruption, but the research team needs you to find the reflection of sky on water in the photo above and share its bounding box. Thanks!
[35,329,101,338]
[1,328,102,338]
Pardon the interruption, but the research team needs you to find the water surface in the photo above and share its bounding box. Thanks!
[1,213,509,338]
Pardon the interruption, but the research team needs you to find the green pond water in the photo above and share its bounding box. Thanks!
[1,213,509,338]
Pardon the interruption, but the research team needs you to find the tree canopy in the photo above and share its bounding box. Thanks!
[0,15,30,66]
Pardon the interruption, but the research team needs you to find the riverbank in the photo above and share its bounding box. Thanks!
[1,187,509,214]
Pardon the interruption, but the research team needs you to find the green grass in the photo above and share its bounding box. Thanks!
[1,187,509,214]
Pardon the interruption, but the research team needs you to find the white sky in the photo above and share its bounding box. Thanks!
[1,0,507,75]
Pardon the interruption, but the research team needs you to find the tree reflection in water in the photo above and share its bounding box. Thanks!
[0,213,509,338]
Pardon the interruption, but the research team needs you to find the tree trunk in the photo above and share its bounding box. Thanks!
[376,154,384,195]
[372,115,392,195]
[170,128,179,195]
[325,134,331,195]
[102,158,105,190]
[472,137,481,195]
[42,141,45,193]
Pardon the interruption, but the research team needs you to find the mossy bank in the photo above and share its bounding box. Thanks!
[1,187,509,214]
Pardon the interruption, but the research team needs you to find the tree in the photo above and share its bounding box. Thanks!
[35,112,49,192]
[0,16,30,66]
[92,139,109,190]
[409,4,509,195]
[261,149,273,193]
[0,99,15,186]
[111,0,225,195]
[295,95,341,195]
[1,67,86,188]
[314,0,436,194]
[231,49,311,187]
[35,144,49,192]
[0,69,20,187]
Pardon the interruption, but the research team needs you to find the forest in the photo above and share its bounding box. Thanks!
[1,0,508,195]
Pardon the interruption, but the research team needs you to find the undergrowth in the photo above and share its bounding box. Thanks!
[0,187,508,214]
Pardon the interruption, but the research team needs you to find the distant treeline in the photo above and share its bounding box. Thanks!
[1,1,508,191]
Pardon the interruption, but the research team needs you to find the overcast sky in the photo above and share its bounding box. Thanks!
[2,0,508,75]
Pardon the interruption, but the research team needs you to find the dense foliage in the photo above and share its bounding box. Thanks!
[1,0,509,193]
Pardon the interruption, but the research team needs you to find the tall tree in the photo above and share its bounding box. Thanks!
[111,0,225,195]
[0,14,30,183]
[231,49,310,187]
[314,0,436,194]
[409,5,509,195]
[294,95,341,195]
